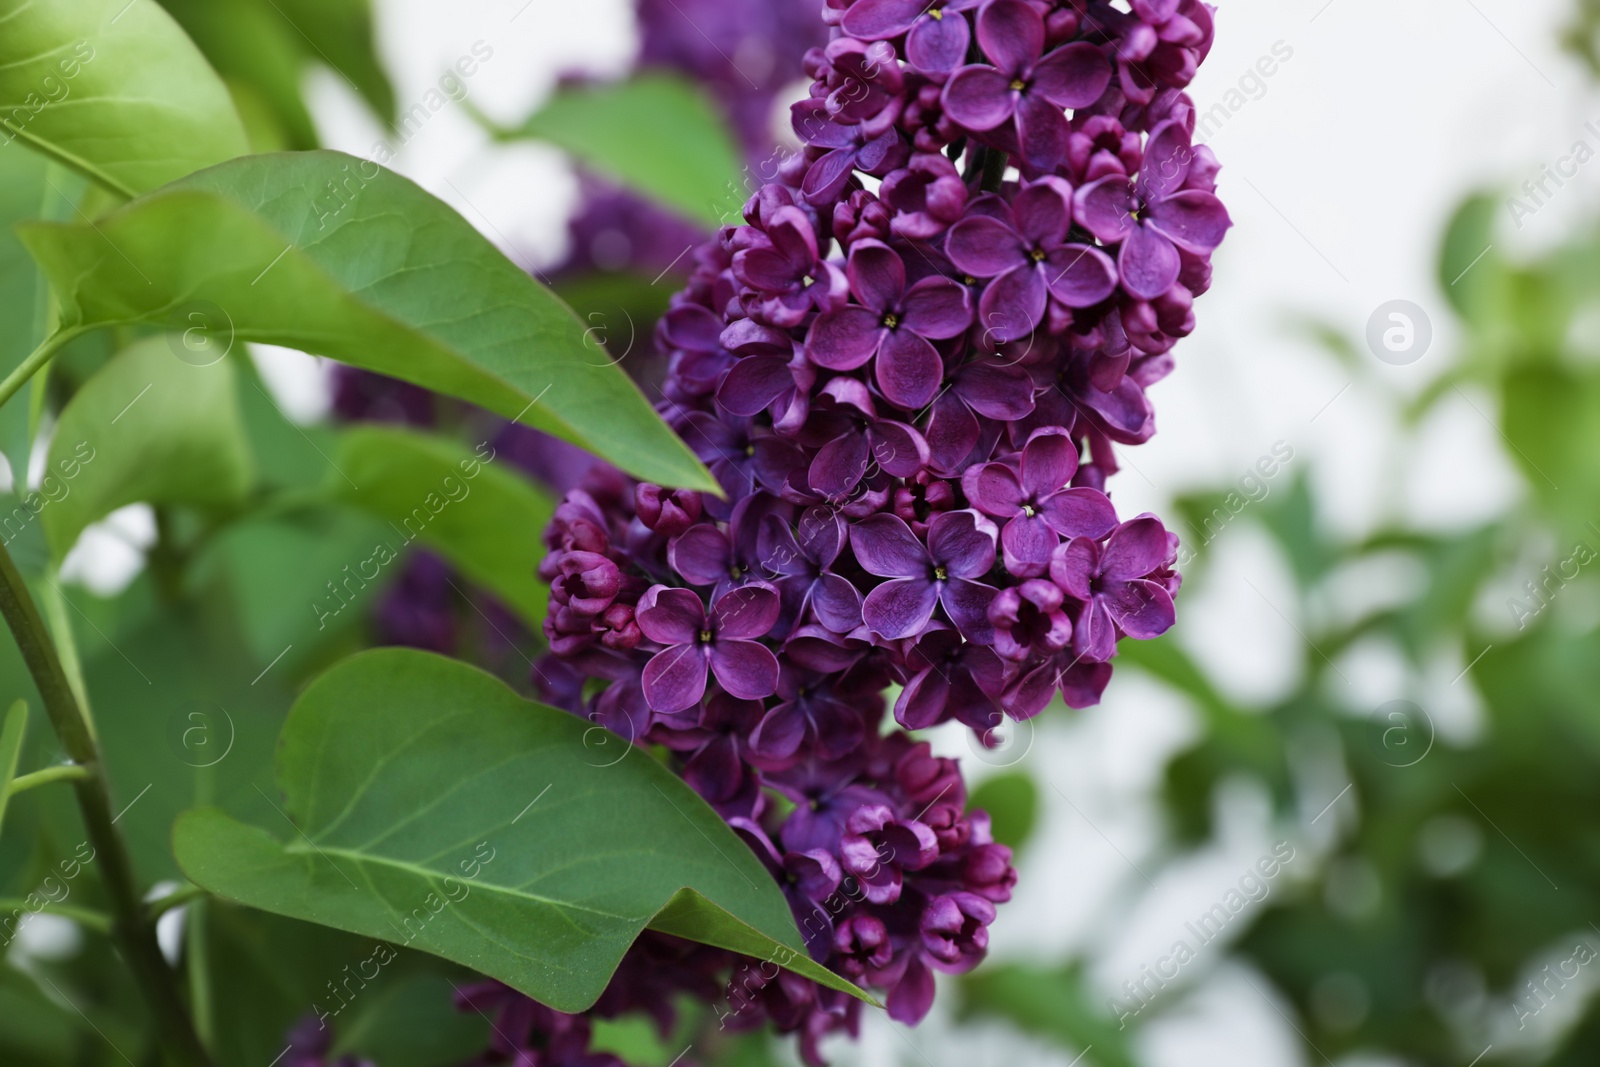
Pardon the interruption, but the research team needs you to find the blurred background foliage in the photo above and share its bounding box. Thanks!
[953,16,1600,1067]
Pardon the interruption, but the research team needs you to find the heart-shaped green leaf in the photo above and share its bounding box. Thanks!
[0,0,248,197]
[18,151,716,492]
[508,73,744,227]
[41,337,255,558]
[331,425,553,627]
[173,649,873,1012]
[0,701,26,838]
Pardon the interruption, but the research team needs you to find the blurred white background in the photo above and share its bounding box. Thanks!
[84,1,1583,1063]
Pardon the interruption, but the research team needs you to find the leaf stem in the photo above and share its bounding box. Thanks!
[0,542,214,1067]
[0,327,89,412]
[147,882,207,920]
[0,897,113,934]
[5,762,91,796]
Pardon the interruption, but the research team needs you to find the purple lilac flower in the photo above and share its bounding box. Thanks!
[840,0,983,75]
[1050,515,1178,662]
[1075,119,1230,301]
[528,0,1230,1058]
[806,240,972,409]
[638,584,782,712]
[850,510,998,642]
[941,0,1111,169]
[962,427,1118,576]
[944,180,1118,342]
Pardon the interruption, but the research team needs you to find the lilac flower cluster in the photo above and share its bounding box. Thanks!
[529,0,1228,1060]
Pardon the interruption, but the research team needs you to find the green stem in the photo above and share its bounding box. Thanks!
[40,570,94,735]
[5,763,91,796]
[0,543,213,1067]
[188,897,215,1048]
[0,897,113,934]
[0,328,88,412]
[147,883,206,921]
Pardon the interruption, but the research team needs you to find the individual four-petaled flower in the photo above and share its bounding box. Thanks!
[638,585,782,713]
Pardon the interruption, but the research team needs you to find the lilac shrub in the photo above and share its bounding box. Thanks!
[514,0,1231,1062]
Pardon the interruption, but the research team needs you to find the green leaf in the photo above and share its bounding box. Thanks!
[206,507,397,663]
[155,0,323,149]
[173,649,874,1012]
[0,0,248,197]
[155,0,396,149]
[40,337,254,558]
[508,73,743,227]
[332,426,552,627]
[968,772,1039,853]
[260,0,395,123]
[958,962,1138,1067]
[1437,193,1504,322]
[0,150,50,472]
[0,701,26,838]
[19,151,716,491]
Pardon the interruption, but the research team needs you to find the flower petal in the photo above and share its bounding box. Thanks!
[1000,514,1058,577]
[756,515,807,580]
[1020,428,1078,497]
[1014,91,1069,171]
[667,525,732,588]
[960,461,1025,519]
[1073,175,1136,243]
[801,145,860,205]
[1146,189,1233,254]
[850,513,929,577]
[941,65,1017,131]
[1031,41,1111,109]
[977,264,1047,344]
[636,585,706,644]
[809,430,873,501]
[813,573,866,632]
[749,701,808,761]
[642,643,709,713]
[848,239,907,312]
[711,584,781,640]
[876,329,944,410]
[925,390,981,475]
[709,639,781,700]
[1073,597,1119,662]
[1118,222,1182,300]
[808,306,884,370]
[976,0,1043,75]
[902,277,974,339]
[863,577,940,639]
[926,509,997,578]
[1101,515,1171,581]
[906,8,971,74]
[944,215,1027,278]
[1106,578,1175,639]
[840,0,927,39]
[1049,537,1098,600]
[868,419,931,478]
[957,360,1036,419]
[1011,180,1072,247]
[797,506,846,565]
[1044,243,1119,307]
[895,666,950,730]
[1040,487,1119,540]
[718,355,794,416]
[940,577,997,642]
[1137,119,1192,202]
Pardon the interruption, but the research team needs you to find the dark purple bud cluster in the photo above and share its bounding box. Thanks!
[531,0,1227,1060]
